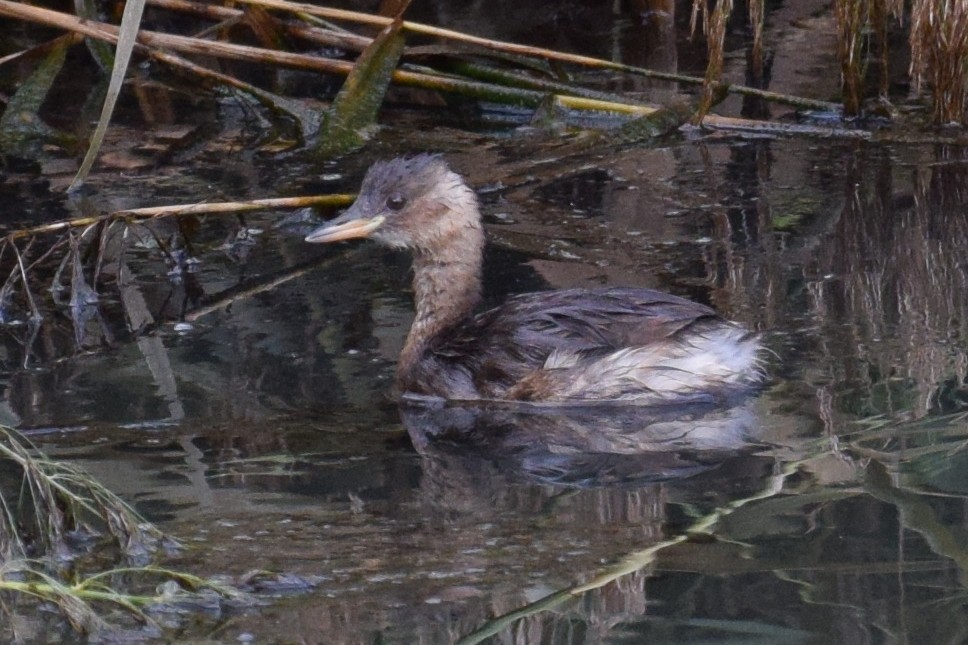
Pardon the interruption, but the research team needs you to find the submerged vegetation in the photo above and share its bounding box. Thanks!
[0,425,253,638]
[0,425,161,561]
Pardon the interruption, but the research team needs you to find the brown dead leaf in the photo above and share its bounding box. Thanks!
[98,150,154,171]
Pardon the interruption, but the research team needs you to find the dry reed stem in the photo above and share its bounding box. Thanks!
[692,0,733,123]
[910,0,968,124]
[0,1,663,116]
[5,195,354,241]
[748,0,764,80]
[147,0,371,52]
[145,48,318,132]
[235,0,663,68]
[835,0,865,116]
[144,0,837,110]
[0,0,840,119]
[871,0,889,96]
[0,1,355,75]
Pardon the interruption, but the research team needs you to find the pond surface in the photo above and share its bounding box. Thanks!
[4,0,968,643]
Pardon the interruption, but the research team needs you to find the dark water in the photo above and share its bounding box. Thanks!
[4,1,968,643]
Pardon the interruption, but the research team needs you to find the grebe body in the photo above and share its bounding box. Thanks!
[306,155,762,404]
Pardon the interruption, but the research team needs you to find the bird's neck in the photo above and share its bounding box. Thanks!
[397,209,484,388]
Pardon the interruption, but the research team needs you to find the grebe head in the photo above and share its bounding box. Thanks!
[305,155,482,255]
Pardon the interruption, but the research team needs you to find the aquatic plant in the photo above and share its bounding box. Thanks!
[0,425,250,638]
[0,425,163,562]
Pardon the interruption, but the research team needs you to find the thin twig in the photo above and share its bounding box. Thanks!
[25,236,69,272]
[0,33,83,68]
[91,220,114,289]
[184,256,328,322]
[8,240,41,321]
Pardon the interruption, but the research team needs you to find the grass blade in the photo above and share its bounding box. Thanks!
[68,0,148,191]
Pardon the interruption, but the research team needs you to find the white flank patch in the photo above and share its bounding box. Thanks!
[543,325,763,401]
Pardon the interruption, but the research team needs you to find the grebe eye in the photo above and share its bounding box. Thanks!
[386,194,407,211]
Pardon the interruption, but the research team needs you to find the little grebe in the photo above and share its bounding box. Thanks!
[306,155,763,404]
